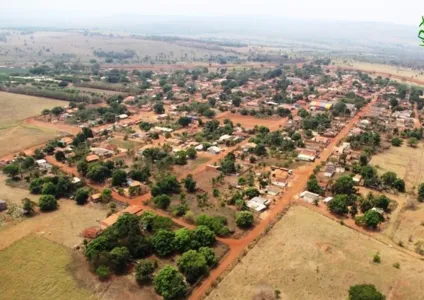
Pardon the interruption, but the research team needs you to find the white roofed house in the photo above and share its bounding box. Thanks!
[300,191,320,204]
[207,146,222,155]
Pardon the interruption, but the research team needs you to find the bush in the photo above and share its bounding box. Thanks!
[154,266,188,300]
[135,259,156,283]
[110,246,131,273]
[373,252,381,263]
[96,265,110,280]
[75,188,89,205]
[38,195,58,212]
[348,284,385,300]
[199,247,217,267]
[153,195,171,209]
[42,182,57,197]
[391,137,403,147]
[177,250,209,284]
[152,230,175,257]
[236,211,254,228]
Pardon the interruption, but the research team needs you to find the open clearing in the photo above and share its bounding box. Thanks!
[0,92,67,157]
[206,206,424,300]
[0,235,93,300]
[370,143,424,189]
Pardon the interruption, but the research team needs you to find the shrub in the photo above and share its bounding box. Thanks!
[235,211,254,228]
[154,266,188,300]
[153,195,171,209]
[96,265,110,280]
[38,195,58,211]
[135,259,156,282]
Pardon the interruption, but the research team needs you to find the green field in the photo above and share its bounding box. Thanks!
[0,235,94,300]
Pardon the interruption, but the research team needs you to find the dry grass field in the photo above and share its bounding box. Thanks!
[206,206,424,300]
[0,235,94,300]
[370,143,424,190]
[0,92,67,157]
[0,30,230,64]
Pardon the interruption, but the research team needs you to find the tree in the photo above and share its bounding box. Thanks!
[42,182,57,197]
[51,106,64,117]
[96,265,110,280]
[328,195,349,215]
[183,175,197,193]
[173,228,192,253]
[408,137,418,147]
[232,97,241,107]
[152,230,175,257]
[29,178,44,194]
[154,102,165,114]
[112,169,127,186]
[235,211,254,228]
[198,247,217,267]
[245,187,260,199]
[21,156,35,169]
[54,150,66,162]
[191,225,216,248]
[332,176,355,195]
[348,284,385,300]
[374,195,390,211]
[38,195,58,211]
[391,137,403,147]
[22,198,35,216]
[359,154,368,166]
[381,171,397,187]
[151,176,181,196]
[418,183,424,202]
[393,178,405,192]
[86,163,111,183]
[101,188,113,202]
[153,195,171,209]
[75,188,89,205]
[135,259,156,282]
[174,150,187,165]
[177,250,208,284]
[307,176,324,195]
[186,147,197,159]
[154,266,188,300]
[363,210,384,228]
[178,116,192,127]
[3,164,19,178]
[77,161,88,176]
[110,246,131,273]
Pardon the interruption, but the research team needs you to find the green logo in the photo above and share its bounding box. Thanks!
[420,16,424,46]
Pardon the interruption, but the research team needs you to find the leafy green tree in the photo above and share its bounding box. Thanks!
[96,265,110,280]
[408,137,418,147]
[232,97,241,107]
[153,102,165,114]
[177,250,208,284]
[173,228,193,253]
[39,195,58,211]
[331,176,355,195]
[178,117,192,127]
[348,284,385,300]
[191,225,216,248]
[135,259,156,282]
[183,174,197,193]
[29,178,44,194]
[186,147,197,159]
[152,230,175,257]
[174,151,187,165]
[2,164,19,178]
[154,266,188,300]
[77,161,88,176]
[391,137,402,147]
[21,156,35,169]
[42,182,57,197]
[359,154,368,166]
[86,163,111,183]
[307,176,324,195]
[55,151,66,162]
[363,210,384,228]
[393,178,405,192]
[381,172,397,187]
[112,169,127,186]
[75,188,89,205]
[199,247,217,267]
[153,195,171,209]
[235,211,254,228]
[151,176,181,196]
[373,195,390,211]
[110,246,131,273]
[328,195,349,215]
[22,198,35,216]
[101,188,113,202]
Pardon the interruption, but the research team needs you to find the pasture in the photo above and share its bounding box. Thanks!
[206,206,424,300]
[0,92,66,157]
[0,235,93,300]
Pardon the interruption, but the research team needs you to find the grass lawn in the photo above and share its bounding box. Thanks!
[0,235,94,300]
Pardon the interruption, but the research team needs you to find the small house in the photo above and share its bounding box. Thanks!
[86,154,100,163]
[90,193,102,203]
[300,191,320,204]
[247,196,269,212]
[207,146,222,155]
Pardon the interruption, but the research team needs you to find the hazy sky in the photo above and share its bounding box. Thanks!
[2,0,424,26]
